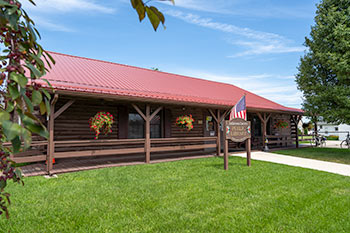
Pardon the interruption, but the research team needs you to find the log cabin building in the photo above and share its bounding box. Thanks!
[12,52,303,175]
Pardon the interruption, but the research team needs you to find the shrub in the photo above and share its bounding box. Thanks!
[326,135,339,140]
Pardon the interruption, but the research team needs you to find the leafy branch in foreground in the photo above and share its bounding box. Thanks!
[0,0,173,218]
[0,0,54,218]
[131,0,174,31]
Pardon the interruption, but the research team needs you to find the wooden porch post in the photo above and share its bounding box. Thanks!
[257,112,271,150]
[216,110,221,156]
[47,94,58,175]
[145,105,151,163]
[292,115,302,148]
[46,96,75,175]
[209,109,230,156]
[246,138,251,166]
[132,104,162,164]
[224,121,228,170]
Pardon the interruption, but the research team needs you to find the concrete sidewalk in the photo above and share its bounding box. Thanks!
[232,151,350,177]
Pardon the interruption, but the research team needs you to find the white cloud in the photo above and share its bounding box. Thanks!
[160,0,315,19]
[23,0,115,14]
[175,69,302,107]
[227,41,305,57]
[166,10,305,57]
[160,0,231,14]
[166,10,282,41]
[33,16,74,32]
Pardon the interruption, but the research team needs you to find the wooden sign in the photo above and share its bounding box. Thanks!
[224,118,252,170]
[225,118,251,142]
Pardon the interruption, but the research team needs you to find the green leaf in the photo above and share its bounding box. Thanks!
[45,98,51,115]
[42,79,53,90]
[41,89,51,100]
[39,101,46,115]
[25,122,49,139]
[44,51,55,65]
[146,6,161,31]
[10,73,28,88]
[131,0,146,22]
[29,53,44,67]
[24,112,41,123]
[8,84,20,100]
[5,101,14,113]
[22,128,32,150]
[23,94,34,113]
[11,136,22,153]
[0,110,10,122]
[0,179,6,190]
[14,168,22,180]
[25,63,42,78]
[149,6,165,24]
[32,90,42,106]
[2,121,22,141]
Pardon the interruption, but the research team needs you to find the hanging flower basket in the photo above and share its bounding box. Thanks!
[176,115,194,131]
[274,120,289,129]
[89,112,114,139]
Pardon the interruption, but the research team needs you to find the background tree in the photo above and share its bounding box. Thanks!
[0,0,173,218]
[296,0,350,125]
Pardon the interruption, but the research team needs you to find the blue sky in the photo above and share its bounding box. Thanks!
[23,0,319,108]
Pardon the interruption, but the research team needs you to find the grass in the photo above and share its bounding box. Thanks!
[298,136,313,144]
[273,147,350,165]
[1,157,350,232]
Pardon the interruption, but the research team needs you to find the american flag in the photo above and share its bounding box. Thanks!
[229,95,246,120]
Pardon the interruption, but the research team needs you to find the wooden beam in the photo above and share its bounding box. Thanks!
[292,114,302,148]
[150,143,216,152]
[208,109,218,122]
[132,104,162,164]
[47,94,58,175]
[51,94,59,106]
[265,113,272,123]
[216,110,221,156]
[224,137,228,170]
[256,112,270,150]
[54,100,75,120]
[12,155,46,163]
[223,121,228,170]
[246,138,251,167]
[150,106,162,121]
[132,104,146,121]
[220,109,230,122]
[54,147,145,158]
[145,105,151,163]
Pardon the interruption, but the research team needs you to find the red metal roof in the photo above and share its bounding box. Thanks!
[39,51,302,113]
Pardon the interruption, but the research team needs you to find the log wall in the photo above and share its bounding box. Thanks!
[170,106,204,137]
[54,98,119,141]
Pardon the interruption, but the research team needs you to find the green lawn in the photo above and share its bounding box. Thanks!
[1,157,350,232]
[298,135,313,144]
[273,147,350,165]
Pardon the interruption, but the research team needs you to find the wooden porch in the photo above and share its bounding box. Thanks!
[8,94,302,176]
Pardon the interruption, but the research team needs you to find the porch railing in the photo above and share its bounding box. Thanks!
[266,135,293,147]
[7,137,217,165]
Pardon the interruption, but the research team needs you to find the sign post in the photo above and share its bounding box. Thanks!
[224,118,251,170]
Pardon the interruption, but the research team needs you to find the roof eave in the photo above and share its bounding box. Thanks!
[52,89,303,114]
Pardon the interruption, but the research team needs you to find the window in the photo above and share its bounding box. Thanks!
[320,125,323,129]
[128,113,144,139]
[150,114,161,138]
[128,112,162,139]
[252,116,262,137]
[335,127,339,131]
